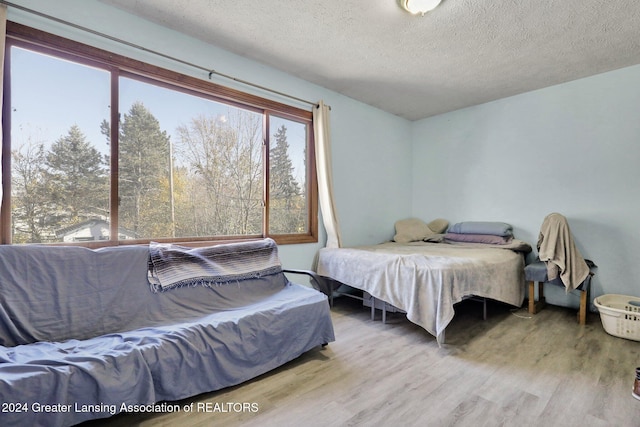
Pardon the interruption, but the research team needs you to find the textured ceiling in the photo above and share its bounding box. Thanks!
[102,0,640,120]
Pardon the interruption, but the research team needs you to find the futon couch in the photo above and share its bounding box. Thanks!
[0,238,334,427]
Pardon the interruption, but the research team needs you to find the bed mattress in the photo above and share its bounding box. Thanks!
[317,241,527,344]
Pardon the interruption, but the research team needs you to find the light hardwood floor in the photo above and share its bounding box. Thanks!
[83,298,640,427]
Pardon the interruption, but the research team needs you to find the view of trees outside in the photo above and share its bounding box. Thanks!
[269,120,307,234]
[174,109,264,238]
[9,46,308,243]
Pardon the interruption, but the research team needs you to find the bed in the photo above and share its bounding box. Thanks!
[317,221,531,345]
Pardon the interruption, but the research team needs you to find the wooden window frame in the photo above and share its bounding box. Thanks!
[1,22,318,247]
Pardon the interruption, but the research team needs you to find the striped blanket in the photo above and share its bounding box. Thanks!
[148,238,283,292]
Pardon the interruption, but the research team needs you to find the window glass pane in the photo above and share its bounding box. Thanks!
[119,77,264,239]
[269,116,308,234]
[10,47,111,243]
[4,24,316,246]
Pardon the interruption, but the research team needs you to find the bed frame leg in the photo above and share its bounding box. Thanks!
[370,295,375,320]
[382,301,387,324]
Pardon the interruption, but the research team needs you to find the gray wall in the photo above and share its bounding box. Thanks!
[412,65,640,308]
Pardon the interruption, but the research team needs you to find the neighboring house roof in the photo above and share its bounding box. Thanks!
[55,219,136,242]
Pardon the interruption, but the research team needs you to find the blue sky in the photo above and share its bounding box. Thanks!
[11,46,111,153]
[10,45,307,185]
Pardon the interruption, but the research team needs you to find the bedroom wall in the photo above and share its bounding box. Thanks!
[7,0,413,271]
[411,65,640,309]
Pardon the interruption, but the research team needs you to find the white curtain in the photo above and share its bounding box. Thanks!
[313,100,342,248]
[0,5,6,208]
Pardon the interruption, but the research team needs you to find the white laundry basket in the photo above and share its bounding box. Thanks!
[594,294,640,341]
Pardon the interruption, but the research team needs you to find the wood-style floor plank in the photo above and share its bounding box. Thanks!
[82,298,640,427]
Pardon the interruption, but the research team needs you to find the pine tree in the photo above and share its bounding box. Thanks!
[270,125,300,200]
[103,101,172,238]
[269,125,303,233]
[45,125,108,227]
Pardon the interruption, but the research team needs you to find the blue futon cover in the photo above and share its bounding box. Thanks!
[0,243,334,427]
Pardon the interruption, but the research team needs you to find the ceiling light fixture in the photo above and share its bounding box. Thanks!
[401,0,442,16]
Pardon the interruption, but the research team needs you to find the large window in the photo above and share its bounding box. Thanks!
[2,23,317,246]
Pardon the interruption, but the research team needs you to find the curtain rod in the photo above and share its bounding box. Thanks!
[1,0,319,108]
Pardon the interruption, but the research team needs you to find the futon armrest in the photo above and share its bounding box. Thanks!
[282,269,333,297]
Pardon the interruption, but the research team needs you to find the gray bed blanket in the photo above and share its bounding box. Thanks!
[317,241,527,344]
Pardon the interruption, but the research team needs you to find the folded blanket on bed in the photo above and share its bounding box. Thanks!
[447,221,513,237]
[444,232,513,245]
[148,239,282,292]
